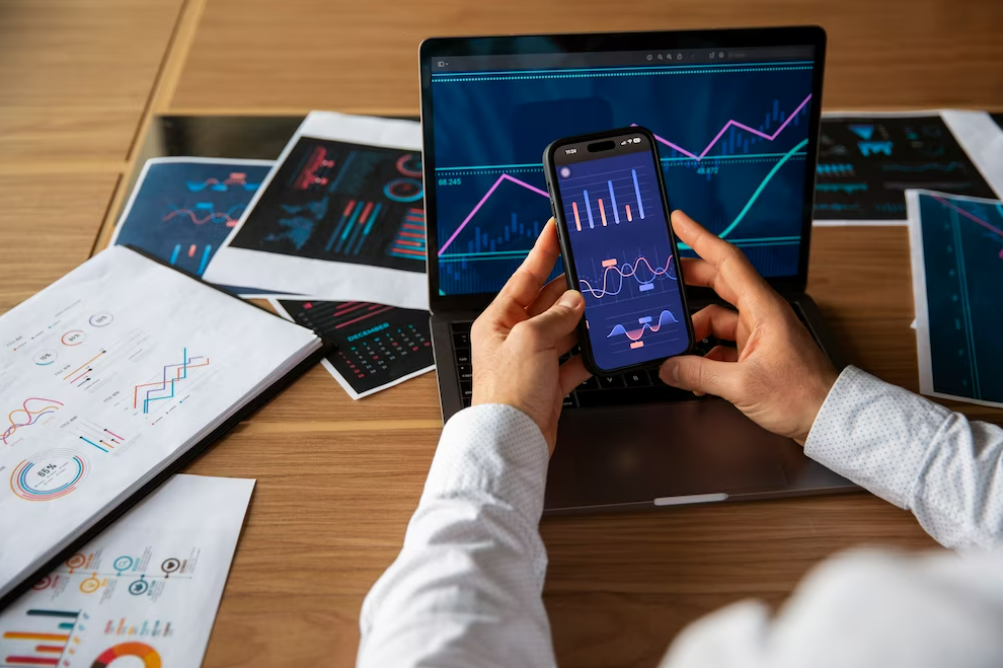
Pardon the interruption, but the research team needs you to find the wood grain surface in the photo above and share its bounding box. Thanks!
[170,0,1003,115]
[0,1,1001,666]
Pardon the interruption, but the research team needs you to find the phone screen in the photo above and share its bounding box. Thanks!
[553,133,689,372]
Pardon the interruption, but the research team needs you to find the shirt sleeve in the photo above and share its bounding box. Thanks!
[804,365,1003,550]
[658,548,1003,668]
[357,404,556,668]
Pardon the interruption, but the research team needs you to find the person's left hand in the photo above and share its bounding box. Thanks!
[471,218,592,454]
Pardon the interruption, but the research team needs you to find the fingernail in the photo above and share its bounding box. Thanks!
[660,360,680,385]
[558,291,581,308]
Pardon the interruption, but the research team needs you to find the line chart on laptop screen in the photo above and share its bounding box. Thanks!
[431,54,814,294]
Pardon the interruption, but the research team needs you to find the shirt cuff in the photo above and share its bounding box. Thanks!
[804,366,952,509]
[422,404,551,524]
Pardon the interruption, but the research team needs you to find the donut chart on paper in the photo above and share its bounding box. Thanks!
[90,642,162,668]
[10,449,88,501]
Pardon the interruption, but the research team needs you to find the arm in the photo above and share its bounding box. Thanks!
[660,210,1003,551]
[358,219,589,668]
[358,405,556,668]
[806,367,1003,550]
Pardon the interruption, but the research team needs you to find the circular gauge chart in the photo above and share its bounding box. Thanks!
[10,449,88,501]
[90,642,162,668]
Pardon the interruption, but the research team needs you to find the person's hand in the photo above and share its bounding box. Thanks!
[660,211,839,444]
[471,218,591,454]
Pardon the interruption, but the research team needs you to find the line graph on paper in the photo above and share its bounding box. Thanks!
[915,192,1003,405]
[132,348,211,416]
[431,58,815,294]
[114,160,273,277]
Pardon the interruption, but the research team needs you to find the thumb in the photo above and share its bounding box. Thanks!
[659,355,741,400]
[523,290,584,344]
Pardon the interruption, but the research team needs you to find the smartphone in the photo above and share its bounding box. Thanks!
[543,126,694,376]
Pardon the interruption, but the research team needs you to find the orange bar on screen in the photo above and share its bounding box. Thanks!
[572,201,582,231]
[626,205,633,222]
[598,198,607,226]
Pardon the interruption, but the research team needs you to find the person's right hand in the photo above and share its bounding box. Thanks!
[659,211,839,445]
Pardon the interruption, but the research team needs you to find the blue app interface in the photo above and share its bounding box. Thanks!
[555,144,688,371]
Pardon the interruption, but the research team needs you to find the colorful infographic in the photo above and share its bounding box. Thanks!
[274,299,434,399]
[814,116,996,220]
[225,137,426,273]
[112,158,273,277]
[0,246,319,604]
[554,143,689,371]
[0,475,252,668]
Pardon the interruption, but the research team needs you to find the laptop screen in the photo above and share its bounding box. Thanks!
[427,42,818,296]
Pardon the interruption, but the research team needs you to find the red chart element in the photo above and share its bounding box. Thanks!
[90,642,162,668]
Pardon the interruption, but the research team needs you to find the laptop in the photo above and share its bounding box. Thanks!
[418,27,856,513]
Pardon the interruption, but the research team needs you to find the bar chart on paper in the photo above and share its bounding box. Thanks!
[431,56,815,294]
[228,138,427,274]
[915,192,1003,404]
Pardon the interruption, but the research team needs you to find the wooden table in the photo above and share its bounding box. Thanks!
[2,1,1003,666]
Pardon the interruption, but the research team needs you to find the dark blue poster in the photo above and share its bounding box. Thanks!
[912,191,1003,405]
[113,158,273,277]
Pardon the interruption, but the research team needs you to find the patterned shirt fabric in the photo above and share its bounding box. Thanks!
[357,366,1003,668]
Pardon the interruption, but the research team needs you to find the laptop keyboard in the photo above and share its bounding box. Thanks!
[451,305,810,409]
[451,319,715,410]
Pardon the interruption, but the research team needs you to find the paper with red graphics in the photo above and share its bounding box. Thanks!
[0,474,253,668]
[0,246,320,603]
[203,112,429,310]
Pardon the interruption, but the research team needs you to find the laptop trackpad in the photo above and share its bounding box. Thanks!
[545,398,800,511]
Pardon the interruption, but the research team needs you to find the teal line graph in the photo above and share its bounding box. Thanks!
[678,138,808,248]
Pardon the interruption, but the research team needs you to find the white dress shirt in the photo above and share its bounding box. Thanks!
[357,366,1003,667]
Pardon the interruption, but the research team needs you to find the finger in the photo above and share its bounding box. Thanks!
[518,289,584,347]
[691,304,739,342]
[497,218,561,309]
[704,345,739,363]
[559,355,591,396]
[659,354,742,399]
[527,273,569,318]
[671,211,776,311]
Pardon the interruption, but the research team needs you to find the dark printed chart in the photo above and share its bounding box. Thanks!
[114,159,273,276]
[914,192,1003,405]
[276,299,433,397]
[229,137,426,274]
[814,116,996,220]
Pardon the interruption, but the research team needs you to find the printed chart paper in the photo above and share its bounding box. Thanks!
[110,158,298,299]
[111,158,274,277]
[272,299,433,399]
[0,474,253,668]
[0,246,319,600]
[907,189,1003,408]
[813,111,1003,227]
[204,113,428,309]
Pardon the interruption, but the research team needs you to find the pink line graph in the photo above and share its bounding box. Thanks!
[438,96,811,256]
[931,195,1003,239]
[438,174,549,255]
[635,94,812,160]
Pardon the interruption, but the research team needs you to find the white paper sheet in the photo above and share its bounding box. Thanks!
[203,112,429,309]
[0,474,252,668]
[906,188,1003,408]
[813,110,1003,227]
[0,246,319,599]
